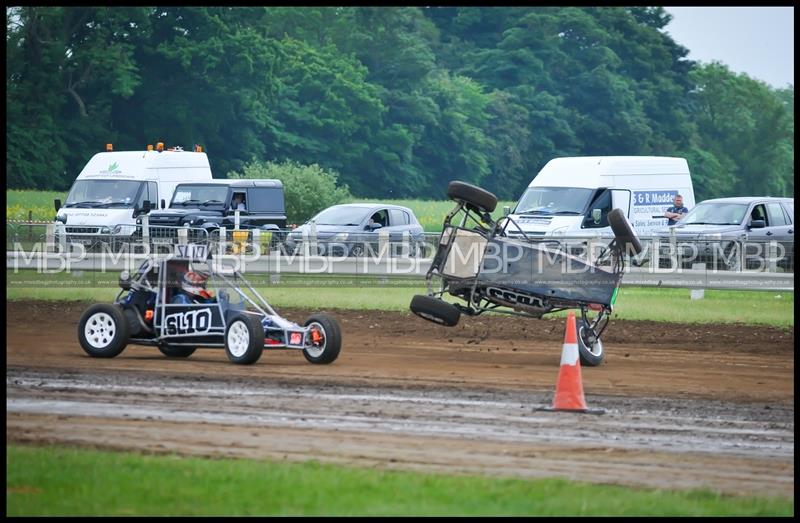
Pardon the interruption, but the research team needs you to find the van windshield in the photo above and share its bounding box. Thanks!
[514,187,593,215]
[64,180,144,208]
[171,185,229,207]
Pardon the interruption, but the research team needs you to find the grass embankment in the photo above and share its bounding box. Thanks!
[6,270,794,327]
[6,445,792,516]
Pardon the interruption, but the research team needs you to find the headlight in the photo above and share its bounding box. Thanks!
[55,213,67,224]
[332,232,349,241]
[112,225,122,234]
[100,226,111,234]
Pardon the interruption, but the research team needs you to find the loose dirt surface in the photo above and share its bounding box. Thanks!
[6,300,795,499]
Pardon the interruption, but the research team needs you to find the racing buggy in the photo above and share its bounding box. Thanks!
[410,181,642,366]
[77,244,342,365]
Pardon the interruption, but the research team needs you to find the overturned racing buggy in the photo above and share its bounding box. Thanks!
[77,244,341,365]
[410,181,642,366]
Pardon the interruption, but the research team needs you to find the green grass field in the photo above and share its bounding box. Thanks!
[6,270,794,327]
[6,445,792,516]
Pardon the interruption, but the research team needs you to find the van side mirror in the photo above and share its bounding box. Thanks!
[503,205,510,217]
[749,219,766,229]
[161,199,166,209]
[142,200,151,214]
[54,199,62,212]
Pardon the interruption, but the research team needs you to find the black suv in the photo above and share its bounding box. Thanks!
[139,180,286,244]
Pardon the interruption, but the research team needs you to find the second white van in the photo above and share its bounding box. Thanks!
[505,156,696,238]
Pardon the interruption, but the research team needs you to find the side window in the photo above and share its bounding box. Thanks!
[766,203,788,226]
[583,189,612,228]
[369,210,389,227]
[230,191,247,211]
[136,183,148,207]
[247,188,285,213]
[750,204,767,224]
[389,209,408,226]
[781,202,793,224]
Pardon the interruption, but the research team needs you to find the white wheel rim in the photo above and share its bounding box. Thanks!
[84,312,116,349]
[305,322,327,358]
[580,325,603,356]
[227,321,250,358]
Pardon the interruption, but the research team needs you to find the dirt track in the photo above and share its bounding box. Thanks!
[6,300,795,498]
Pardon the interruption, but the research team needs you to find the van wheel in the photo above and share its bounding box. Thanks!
[608,208,643,256]
[410,295,461,326]
[447,181,498,213]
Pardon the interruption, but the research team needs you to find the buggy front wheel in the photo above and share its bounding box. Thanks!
[303,314,342,364]
[410,295,461,327]
[577,318,605,367]
[224,314,265,365]
[78,304,129,358]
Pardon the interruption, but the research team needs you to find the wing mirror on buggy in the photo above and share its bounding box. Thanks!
[503,205,510,217]
[749,219,766,229]
[54,199,62,212]
[118,270,131,290]
[592,208,602,224]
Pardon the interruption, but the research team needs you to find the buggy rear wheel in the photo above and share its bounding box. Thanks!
[224,314,265,365]
[577,318,604,367]
[410,295,461,327]
[78,304,129,358]
[158,345,197,358]
[447,181,498,213]
[303,314,342,364]
[608,208,643,256]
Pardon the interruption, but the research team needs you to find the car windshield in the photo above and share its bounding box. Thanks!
[64,180,144,208]
[513,187,593,215]
[311,206,370,226]
[680,203,748,226]
[171,185,229,207]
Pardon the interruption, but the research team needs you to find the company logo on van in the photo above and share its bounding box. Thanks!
[99,162,121,175]
[633,190,677,206]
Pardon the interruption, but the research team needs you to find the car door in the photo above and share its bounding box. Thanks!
[387,208,412,242]
[746,202,791,267]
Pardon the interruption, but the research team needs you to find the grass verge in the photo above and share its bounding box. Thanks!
[6,444,793,516]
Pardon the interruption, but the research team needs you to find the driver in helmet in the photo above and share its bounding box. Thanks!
[171,269,215,304]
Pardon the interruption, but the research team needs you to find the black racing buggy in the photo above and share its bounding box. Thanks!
[410,181,642,366]
[77,244,341,365]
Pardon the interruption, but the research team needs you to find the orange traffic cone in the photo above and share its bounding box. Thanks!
[538,311,604,414]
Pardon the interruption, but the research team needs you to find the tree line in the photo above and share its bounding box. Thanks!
[6,6,794,202]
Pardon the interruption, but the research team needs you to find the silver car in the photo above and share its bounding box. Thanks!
[285,203,427,257]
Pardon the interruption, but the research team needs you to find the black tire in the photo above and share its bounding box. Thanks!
[608,208,643,256]
[78,304,129,358]
[577,318,604,367]
[447,181,498,213]
[410,295,461,327]
[158,345,197,358]
[224,314,265,365]
[303,314,342,364]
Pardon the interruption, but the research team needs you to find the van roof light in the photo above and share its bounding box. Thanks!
[106,143,113,151]
[156,142,164,152]
[147,144,154,151]
[194,144,203,152]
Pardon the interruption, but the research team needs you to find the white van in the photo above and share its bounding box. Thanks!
[505,156,696,237]
[54,145,213,243]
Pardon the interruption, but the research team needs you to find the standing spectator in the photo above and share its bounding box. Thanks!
[664,194,689,225]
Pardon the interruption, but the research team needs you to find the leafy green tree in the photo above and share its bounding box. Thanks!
[229,159,352,225]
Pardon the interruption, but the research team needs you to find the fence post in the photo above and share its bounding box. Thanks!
[252,228,261,255]
[27,210,33,242]
[234,210,240,230]
[178,226,188,245]
[378,228,389,258]
[669,226,677,269]
[141,214,150,246]
[218,226,227,257]
[402,230,410,257]
[45,223,55,253]
[767,240,778,273]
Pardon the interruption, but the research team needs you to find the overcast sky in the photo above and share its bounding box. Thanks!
[662,6,794,89]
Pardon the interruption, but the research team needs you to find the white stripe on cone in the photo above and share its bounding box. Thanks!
[560,343,579,366]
